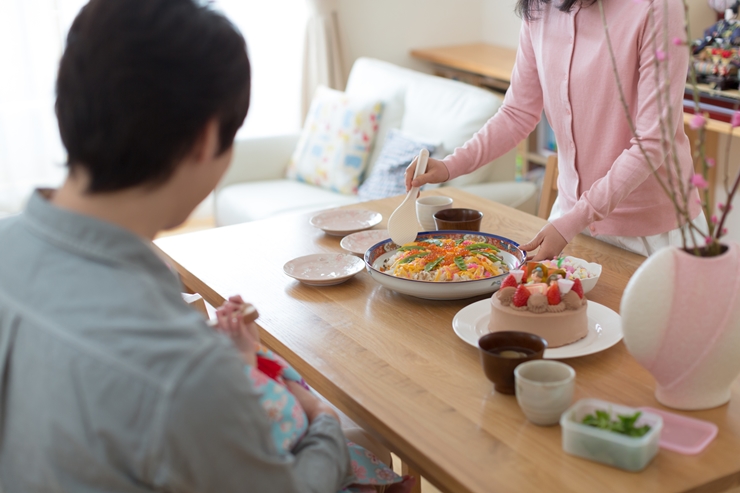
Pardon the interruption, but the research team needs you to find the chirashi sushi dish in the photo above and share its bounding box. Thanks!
[380,238,509,282]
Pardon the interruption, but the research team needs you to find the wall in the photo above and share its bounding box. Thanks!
[336,0,485,74]
[482,0,520,48]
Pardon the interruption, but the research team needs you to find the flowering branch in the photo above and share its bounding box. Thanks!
[599,0,740,256]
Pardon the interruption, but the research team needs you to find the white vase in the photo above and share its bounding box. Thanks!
[620,242,740,410]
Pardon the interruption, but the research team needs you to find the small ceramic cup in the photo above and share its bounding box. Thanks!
[515,360,576,426]
[416,196,453,231]
[433,208,483,231]
[478,331,547,395]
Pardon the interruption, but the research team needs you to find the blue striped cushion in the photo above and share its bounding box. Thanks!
[357,129,437,200]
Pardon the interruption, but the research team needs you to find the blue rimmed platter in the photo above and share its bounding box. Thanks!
[363,231,526,300]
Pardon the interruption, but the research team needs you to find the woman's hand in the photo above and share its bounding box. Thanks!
[404,156,450,191]
[520,223,568,261]
[285,381,340,423]
[214,295,260,366]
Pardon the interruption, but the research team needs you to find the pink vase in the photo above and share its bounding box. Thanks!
[620,242,740,410]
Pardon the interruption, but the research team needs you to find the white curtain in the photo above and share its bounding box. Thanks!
[301,0,345,119]
[0,0,307,215]
[217,0,307,139]
[0,0,86,214]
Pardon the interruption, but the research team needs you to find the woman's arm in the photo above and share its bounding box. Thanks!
[443,19,545,179]
[549,1,688,243]
[405,20,545,188]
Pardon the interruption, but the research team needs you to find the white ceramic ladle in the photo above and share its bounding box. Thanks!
[388,148,429,246]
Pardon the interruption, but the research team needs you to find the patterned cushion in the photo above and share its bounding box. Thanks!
[357,129,437,200]
[286,86,383,195]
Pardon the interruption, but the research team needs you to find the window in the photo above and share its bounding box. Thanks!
[0,0,307,214]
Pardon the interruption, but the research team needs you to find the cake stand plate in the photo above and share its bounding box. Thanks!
[452,300,622,359]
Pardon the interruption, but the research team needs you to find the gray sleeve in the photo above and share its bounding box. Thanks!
[153,343,352,493]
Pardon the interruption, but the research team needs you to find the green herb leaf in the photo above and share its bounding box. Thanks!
[423,239,444,246]
[398,245,428,252]
[467,242,500,252]
[581,410,651,438]
[476,251,503,264]
[398,252,428,264]
[424,257,445,272]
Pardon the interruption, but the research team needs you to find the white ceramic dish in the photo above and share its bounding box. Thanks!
[340,229,390,256]
[566,256,602,293]
[310,209,382,236]
[283,253,365,286]
[364,231,526,300]
[561,398,663,472]
[452,300,622,358]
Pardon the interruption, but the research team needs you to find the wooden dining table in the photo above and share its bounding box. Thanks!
[154,188,740,493]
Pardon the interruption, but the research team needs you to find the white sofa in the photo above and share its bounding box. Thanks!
[215,58,537,226]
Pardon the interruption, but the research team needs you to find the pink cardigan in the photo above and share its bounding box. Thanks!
[443,0,701,242]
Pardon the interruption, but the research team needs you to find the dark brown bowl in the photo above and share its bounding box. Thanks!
[478,331,547,395]
[433,208,483,231]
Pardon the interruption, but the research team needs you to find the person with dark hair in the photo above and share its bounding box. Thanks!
[0,0,355,491]
[406,0,707,259]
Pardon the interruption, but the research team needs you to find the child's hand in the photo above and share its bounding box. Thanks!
[214,295,260,366]
[285,381,340,424]
[521,223,568,261]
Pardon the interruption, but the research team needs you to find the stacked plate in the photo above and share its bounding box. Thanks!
[310,209,382,236]
[340,229,390,256]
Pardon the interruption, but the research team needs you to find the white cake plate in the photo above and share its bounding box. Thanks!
[452,299,623,359]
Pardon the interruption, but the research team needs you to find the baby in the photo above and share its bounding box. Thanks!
[214,296,414,493]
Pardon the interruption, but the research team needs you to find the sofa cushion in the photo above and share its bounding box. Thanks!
[357,129,437,201]
[286,86,383,194]
[216,180,359,226]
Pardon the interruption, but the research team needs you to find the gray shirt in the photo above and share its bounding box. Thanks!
[0,191,351,492]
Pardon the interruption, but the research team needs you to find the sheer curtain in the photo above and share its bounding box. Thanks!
[216,0,308,138]
[0,0,307,215]
[0,0,86,215]
[301,0,345,119]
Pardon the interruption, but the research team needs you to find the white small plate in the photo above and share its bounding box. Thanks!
[452,300,622,359]
[310,209,382,236]
[340,229,389,256]
[283,253,365,286]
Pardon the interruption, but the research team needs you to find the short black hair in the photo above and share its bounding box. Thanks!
[516,0,596,21]
[56,0,251,192]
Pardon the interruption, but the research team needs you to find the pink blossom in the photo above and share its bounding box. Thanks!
[711,215,718,224]
[719,202,725,211]
[705,236,713,245]
[732,111,740,128]
[707,157,716,168]
[656,49,667,61]
[722,228,729,235]
[690,173,709,189]
[672,37,684,46]
[689,114,707,130]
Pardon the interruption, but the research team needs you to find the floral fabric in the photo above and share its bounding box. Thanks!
[286,86,382,195]
[246,347,403,493]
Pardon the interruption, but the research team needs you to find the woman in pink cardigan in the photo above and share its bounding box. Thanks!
[406,0,706,260]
